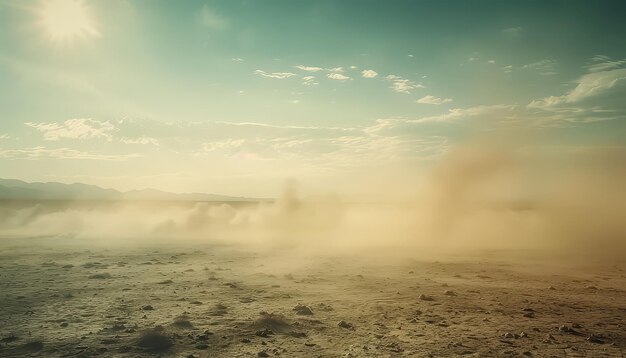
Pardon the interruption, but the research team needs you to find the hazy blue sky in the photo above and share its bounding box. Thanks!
[1,0,625,196]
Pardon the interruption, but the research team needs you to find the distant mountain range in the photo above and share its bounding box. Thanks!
[0,178,260,202]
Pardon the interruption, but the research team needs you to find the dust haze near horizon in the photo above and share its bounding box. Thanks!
[1,0,626,259]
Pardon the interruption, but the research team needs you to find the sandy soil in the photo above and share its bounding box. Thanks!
[0,238,624,357]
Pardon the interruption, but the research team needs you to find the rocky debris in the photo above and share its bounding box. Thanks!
[558,324,573,333]
[136,330,173,352]
[316,303,334,311]
[254,312,291,333]
[293,304,314,315]
[241,338,251,343]
[258,351,270,357]
[542,334,556,343]
[255,329,274,338]
[502,332,515,339]
[587,335,604,344]
[172,315,194,329]
[338,320,354,329]
[443,290,457,296]
[88,273,112,279]
[520,331,528,338]
[195,343,209,350]
[142,305,154,311]
[548,286,556,290]
[419,294,434,301]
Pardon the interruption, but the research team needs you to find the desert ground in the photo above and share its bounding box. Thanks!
[0,236,624,357]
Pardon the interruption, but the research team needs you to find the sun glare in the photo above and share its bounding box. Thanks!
[38,0,99,42]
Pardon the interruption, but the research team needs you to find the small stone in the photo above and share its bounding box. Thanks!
[293,304,314,315]
[142,305,154,311]
[338,320,354,329]
[503,332,514,339]
[419,294,434,301]
[443,290,456,296]
[587,335,604,344]
[258,351,270,357]
[241,338,251,343]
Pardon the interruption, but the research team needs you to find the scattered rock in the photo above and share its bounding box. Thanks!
[419,294,434,301]
[88,273,112,279]
[241,338,251,343]
[142,305,154,311]
[293,304,314,315]
[338,320,354,329]
[258,351,270,357]
[558,324,572,333]
[195,343,209,350]
[587,335,604,344]
[316,303,334,311]
[172,315,194,329]
[255,329,274,338]
[443,290,457,296]
[136,330,173,352]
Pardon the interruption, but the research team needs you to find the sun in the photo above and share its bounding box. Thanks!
[38,0,100,43]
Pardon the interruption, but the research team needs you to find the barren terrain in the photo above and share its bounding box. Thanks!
[1,237,624,357]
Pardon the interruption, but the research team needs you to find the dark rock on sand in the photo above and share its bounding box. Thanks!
[136,330,173,352]
[338,320,354,329]
[293,304,314,315]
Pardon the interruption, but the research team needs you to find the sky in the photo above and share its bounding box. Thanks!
[0,0,625,197]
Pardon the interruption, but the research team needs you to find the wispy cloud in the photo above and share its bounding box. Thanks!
[120,137,160,146]
[529,67,626,109]
[501,26,524,37]
[254,70,297,79]
[587,55,626,72]
[295,65,323,72]
[0,147,139,161]
[26,119,117,141]
[361,69,378,78]
[302,75,317,86]
[385,75,424,94]
[417,95,453,105]
[521,59,558,75]
[327,73,351,80]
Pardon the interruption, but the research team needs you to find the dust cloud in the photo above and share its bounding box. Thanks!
[0,141,624,261]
